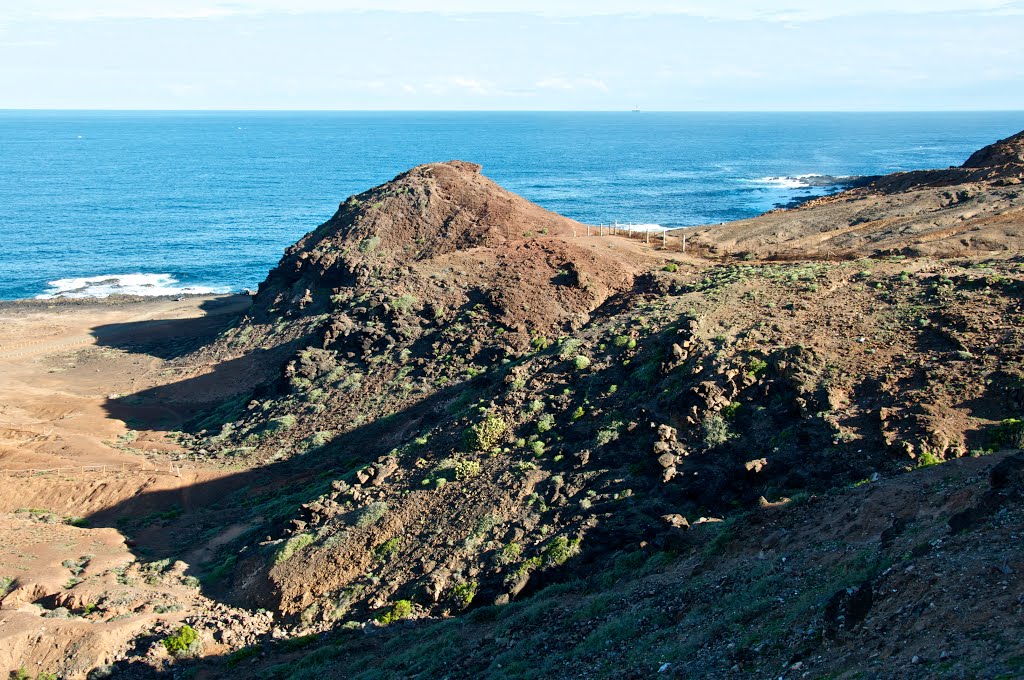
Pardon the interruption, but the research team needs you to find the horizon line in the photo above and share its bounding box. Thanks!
[2,108,1024,114]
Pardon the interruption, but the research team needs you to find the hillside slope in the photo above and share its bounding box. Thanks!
[5,134,1023,679]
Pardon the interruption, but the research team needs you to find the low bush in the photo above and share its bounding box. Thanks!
[542,536,582,566]
[376,600,413,625]
[356,502,389,528]
[451,581,478,609]
[454,459,482,480]
[162,624,201,658]
[465,413,508,451]
[274,533,314,565]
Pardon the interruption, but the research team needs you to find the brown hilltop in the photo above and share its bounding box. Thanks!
[257,161,590,305]
[250,160,638,351]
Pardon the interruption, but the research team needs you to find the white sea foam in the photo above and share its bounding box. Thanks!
[751,173,858,189]
[35,273,226,300]
[751,174,817,189]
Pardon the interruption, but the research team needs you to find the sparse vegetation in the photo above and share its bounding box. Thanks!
[376,599,413,625]
[358,235,381,253]
[274,533,314,565]
[356,502,389,528]
[374,537,401,561]
[702,414,734,448]
[450,580,478,609]
[465,412,508,451]
[162,624,201,658]
[12,138,1024,680]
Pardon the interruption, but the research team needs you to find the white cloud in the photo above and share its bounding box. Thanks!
[5,0,1023,22]
[0,39,55,47]
[536,76,609,92]
[163,83,203,97]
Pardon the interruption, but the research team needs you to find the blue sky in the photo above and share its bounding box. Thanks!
[2,1,1024,110]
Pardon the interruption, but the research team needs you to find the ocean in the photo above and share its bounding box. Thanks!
[0,111,1021,300]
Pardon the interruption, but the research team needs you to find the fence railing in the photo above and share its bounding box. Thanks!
[0,461,194,478]
[577,223,688,251]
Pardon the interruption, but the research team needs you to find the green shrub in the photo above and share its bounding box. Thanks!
[374,538,401,561]
[267,415,297,432]
[358,235,381,253]
[207,554,237,582]
[391,294,418,314]
[301,431,333,450]
[558,338,584,360]
[498,542,523,565]
[573,355,592,370]
[537,414,555,433]
[280,634,318,652]
[356,502,389,528]
[542,536,581,566]
[612,335,636,350]
[702,414,734,448]
[570,406,585,421]
[162,624,200,657]
[376,600,413,625]
[747,358,768,376]
[227,645,261,668]
[595,420,623,446]
[274,533,314,565]
[451,581,478,609]
[12,670,58,680]
[530,440,545,456]
[465,413,508,451]
[454,459,482,480]
[989,418,1024,451]
[662,262,679,272]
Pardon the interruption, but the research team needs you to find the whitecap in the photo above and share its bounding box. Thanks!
[750,174,859,189]
[751,175,814,189]
[35,273,227,300]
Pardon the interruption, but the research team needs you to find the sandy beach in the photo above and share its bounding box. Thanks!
[0,294,252,510]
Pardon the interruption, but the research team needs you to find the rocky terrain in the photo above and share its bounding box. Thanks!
[2,131,1023,679]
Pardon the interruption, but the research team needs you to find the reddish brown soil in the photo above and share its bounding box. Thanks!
[2,133,1023,680]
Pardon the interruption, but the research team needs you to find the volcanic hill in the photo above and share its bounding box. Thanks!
[2,134,1024,680]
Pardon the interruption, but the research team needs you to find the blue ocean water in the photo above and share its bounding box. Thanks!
[0,111,1021,300]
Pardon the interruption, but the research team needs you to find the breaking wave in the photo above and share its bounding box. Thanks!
[35,273,227,300]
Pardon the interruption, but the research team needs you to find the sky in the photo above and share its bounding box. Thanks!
[2,1,1024,110]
